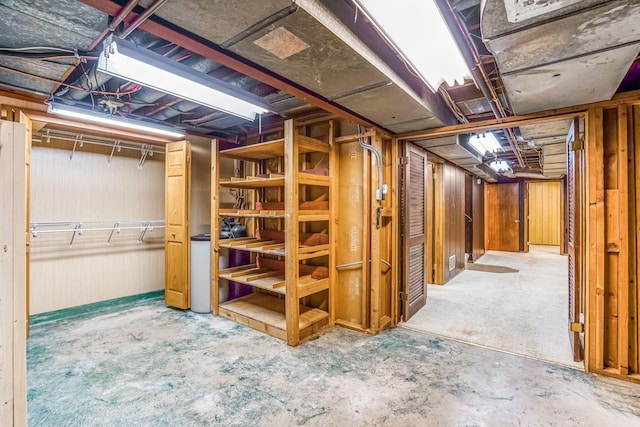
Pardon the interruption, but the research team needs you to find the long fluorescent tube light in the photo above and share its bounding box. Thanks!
[468,132,502,156]
[489,160,511,173]
[356,0,470,91]
[97,38,269,121]
[47,103,186,139]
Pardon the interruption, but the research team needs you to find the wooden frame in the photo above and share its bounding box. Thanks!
[0,120,28,426]
[211,120,333,346]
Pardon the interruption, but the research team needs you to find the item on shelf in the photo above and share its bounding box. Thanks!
[301,167,329,176]
[219,218,253,300]
[220,218,247,238]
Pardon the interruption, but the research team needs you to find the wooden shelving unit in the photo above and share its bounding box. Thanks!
[211,119,335,346]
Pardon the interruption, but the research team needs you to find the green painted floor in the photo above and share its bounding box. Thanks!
[28,293,640,426]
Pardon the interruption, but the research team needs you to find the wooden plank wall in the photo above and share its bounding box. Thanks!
[585,103,640,382]
[439,164,466,283]
[471,178,485,262]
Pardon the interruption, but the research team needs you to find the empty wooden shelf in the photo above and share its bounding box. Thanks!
[212,119,336,346]
[218,293,329,342]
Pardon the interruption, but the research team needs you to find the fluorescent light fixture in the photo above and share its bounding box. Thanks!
[489,160,511,173]
[356,0,470,90]
[97,37,269,121]
[47,103,186,139]
[468,132,502,156]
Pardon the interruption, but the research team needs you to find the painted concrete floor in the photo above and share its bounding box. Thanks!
[404,245,582,369]
[28,293,640,426]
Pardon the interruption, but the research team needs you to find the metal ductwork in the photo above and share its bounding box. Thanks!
[138,0,458,132]
[481,0,640,114]
[410,134,499,182]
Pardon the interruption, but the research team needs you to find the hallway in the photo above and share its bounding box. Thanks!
[403,245,582,368]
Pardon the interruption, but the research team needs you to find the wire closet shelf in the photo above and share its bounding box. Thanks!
[29,220,165,246]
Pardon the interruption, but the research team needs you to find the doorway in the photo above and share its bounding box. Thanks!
[403,245,581,368]
[398,116,585,369]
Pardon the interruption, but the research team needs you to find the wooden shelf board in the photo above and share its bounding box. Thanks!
[297,135,330,153]
[219,263,328,297]
[219,210,285,219]
[299,173,330,186]
[298,213,330,222]
[218,293,329,341]
[220,177,285,188]
[219,139,284,160]
[219,238,329,258]
[219,267,286,294]
[298,249,330,260]
[218,136,327,161]
[298,276,329,298]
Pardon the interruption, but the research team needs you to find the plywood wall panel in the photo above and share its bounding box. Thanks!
[335,141,365,328]
[29,147,164,314]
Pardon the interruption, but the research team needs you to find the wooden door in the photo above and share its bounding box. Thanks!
[528,181,561,245]
[402,143,428,321]
[485,183,520,252]
[567,118,584,362]
[165,140,191,309]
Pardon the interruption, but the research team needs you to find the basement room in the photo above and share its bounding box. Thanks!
[1,0,640,426]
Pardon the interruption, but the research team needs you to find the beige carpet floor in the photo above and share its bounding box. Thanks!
[403,245,583,369]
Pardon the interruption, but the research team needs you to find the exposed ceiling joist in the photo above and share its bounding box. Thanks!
[77,0,385,131]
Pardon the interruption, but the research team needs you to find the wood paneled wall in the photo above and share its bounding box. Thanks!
[471,178,485,262]
[434,163,466,284]
[585,103,640,383]
[29,146,165,314]
[528,181,561,245]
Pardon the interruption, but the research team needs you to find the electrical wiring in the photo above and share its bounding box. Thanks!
[0,46,76,52]
[0,63,142,96]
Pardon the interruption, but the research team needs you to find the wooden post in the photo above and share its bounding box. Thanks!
[284,120,301,346]
[433,162,444,284]
[586,107,605,371]
[362,135,371,330]
[328,120,338,326]
[633,105,640,375]
[617,107,630,375]
[369,131,382,332]
[391,138,400,325]
[211,138,220,315]
[0,120,28,426]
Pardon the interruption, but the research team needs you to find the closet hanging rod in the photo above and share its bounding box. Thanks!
[31,225,165,235]
[33,128,165,155]
[30,220,164,237]
[29,220,164,246]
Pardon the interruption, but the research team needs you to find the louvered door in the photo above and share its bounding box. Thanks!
[402,143,428,321]
[567,118,584,362]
